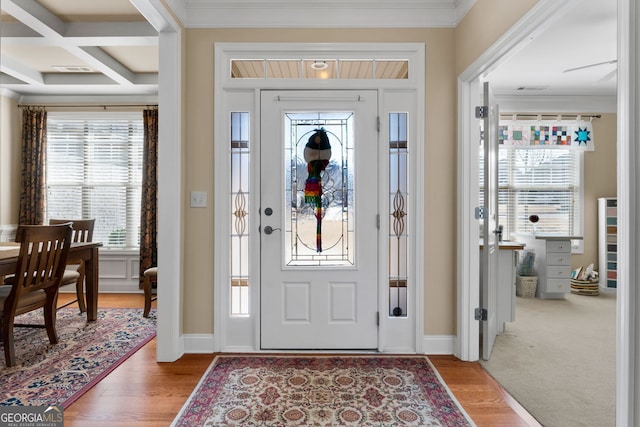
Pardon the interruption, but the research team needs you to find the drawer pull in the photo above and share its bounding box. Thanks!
[558,258,564,262]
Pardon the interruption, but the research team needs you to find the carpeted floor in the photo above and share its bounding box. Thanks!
[480,291,616,427]
[0,307,156,408]
[172,355,476,427]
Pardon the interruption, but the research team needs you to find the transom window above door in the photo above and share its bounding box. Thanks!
[231,59,409,80]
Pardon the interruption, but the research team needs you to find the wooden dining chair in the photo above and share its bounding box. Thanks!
[142,267,157,318]
[0,223,77,367]
[49,219,95,313]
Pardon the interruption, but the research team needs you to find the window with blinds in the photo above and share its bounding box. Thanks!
[480,148,583,250]
[46,112,143,249]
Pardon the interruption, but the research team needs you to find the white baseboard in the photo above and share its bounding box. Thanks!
[183,334,216,353]
[59,284,143,293]
[179,334,456,355]
[422,335,456,355]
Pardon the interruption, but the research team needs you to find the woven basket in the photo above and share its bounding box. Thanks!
[516,275,538,298]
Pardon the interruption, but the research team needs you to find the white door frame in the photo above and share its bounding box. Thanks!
[615,0,636,424]
[457,0,583,361]
[457,0,635,425]
[136,0,184,363]
[213,43,425,354]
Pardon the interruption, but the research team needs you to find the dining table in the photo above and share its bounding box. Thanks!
[0,240,103,321]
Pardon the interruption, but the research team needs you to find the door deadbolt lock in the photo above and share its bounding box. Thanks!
[264,207,273,216]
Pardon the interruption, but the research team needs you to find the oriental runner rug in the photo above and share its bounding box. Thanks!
[172,355,476,427]
[0,307,156,408]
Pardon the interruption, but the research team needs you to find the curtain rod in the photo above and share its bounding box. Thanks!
[18,104,158,109]
[499,113,601,120]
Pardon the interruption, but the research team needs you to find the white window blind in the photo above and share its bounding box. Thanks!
[46,112,143,248]
[480,148,583,250]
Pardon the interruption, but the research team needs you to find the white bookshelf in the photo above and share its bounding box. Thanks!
[598,197,618,290]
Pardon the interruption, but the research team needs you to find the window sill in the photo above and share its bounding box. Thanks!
[99,247,140,256]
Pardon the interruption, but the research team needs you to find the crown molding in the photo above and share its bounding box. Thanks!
[14,94,159,106]
[0,88,22,101]
[178,0,476,28]
[163,0,188,26]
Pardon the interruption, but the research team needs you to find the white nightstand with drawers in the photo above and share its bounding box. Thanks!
[515,234,583,299]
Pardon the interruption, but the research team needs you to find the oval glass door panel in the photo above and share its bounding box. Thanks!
[284,112,354,266]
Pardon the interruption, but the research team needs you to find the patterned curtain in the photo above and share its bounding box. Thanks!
[19,107,47,225]
[139,107,158,286]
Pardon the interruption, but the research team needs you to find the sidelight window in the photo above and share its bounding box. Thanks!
[230,112,250,315]
[389,112,408,317]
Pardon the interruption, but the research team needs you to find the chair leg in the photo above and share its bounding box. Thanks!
[2,316,16,367]
[44,292,59,345]
[76,263,87,313]
[143,275,152,318]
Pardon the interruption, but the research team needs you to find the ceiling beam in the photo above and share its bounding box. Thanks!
[1,0,149,87]
[63,22,158,46]
[1,20,158,46]
[0,21,42,38]
[130,0,176,32]
[2,0,66,38]
[79,46,136,85]
[0,54,44,85]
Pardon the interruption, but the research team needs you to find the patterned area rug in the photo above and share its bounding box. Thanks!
[0,307,156,408]
[172,355,476,427]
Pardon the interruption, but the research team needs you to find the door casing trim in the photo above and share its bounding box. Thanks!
[213,42,425,353]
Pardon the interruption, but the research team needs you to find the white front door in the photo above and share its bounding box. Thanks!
[260,90,379,349]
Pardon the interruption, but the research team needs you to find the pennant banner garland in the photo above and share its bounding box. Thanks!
[498,118,594,151]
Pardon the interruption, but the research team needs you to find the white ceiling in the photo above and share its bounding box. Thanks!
[487,0,617,98]
[0,0,616,101]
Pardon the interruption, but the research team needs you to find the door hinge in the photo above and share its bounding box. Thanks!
[475,106,488,119]
[376,311,380,326]
[376,116,380,132]
[475,308,488,321]
[376,214,380,229]
[475,206,485,219]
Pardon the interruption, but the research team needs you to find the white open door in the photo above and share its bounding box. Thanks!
[481,81,500,360]
[260,90,379,350]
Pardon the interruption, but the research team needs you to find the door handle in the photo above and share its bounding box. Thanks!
[263,226,281,235]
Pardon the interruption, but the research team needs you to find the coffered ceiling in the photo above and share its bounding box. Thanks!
[0,0,158,97]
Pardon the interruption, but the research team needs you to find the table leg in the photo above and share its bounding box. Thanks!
[84,247,99,321]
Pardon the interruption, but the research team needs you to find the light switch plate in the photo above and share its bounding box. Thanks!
[190,191,207,208]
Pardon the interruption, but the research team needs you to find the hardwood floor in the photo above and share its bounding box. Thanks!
[57,293,541,426]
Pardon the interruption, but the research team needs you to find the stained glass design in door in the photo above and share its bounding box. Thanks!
[284,113,355,266]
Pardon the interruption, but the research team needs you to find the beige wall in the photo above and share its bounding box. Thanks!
[182,1,545,337]
[575,113,617,271]
[455,0,539,74]
[183,28,459,335]
[0,96,21,226]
